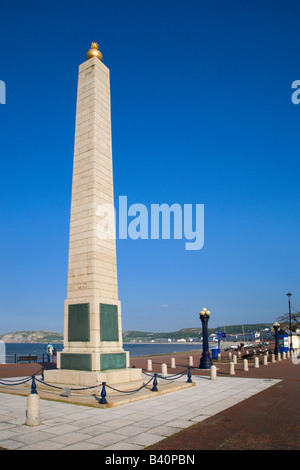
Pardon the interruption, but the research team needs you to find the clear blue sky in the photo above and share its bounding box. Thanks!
[0,0,299,333]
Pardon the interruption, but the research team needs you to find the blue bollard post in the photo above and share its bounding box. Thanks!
[187,367,192,383]
[31,376,38,395]
[41,369,44,381]
[151,373,158,392]
[99,382,107,404]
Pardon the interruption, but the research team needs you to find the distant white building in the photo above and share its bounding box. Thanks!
[177,338,186,343]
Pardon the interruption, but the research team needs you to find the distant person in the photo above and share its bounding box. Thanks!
[46,344,53,363]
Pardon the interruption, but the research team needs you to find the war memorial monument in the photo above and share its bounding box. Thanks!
[44,43,142,387]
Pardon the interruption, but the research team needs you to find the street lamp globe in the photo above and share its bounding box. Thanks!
[199,309,210,316]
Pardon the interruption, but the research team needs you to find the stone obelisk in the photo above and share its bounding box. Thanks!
[45,43,141,386]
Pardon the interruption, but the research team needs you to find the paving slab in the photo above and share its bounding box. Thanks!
[0,374,279,450]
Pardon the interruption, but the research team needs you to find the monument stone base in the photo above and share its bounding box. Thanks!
[44,367,142,387]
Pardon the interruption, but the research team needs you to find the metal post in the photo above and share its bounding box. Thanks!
[287,292,293,353]
[187,367,192,383]
[199,309,213,369]
[99,382,107,404]
[217,327,221,351]
[274,322,280,356]
[151,373,158,392]
[31,375,38,395]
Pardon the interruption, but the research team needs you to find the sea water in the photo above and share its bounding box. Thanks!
[4,342,203,363]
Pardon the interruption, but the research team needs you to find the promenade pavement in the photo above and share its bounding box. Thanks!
[132,351,300,451]
[0,350,298,450]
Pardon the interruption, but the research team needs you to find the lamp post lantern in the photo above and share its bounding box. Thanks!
[273,322,280,356]
[286,292,293,353]
[199,308,213,369]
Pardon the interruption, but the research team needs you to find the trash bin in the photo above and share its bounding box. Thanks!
[211,347,220,359]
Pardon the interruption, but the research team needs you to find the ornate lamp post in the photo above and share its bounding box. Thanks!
[273,322,280,356]
[199,308,213,369]
[286,292,293,353]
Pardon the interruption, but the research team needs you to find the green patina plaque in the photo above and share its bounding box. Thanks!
[100,353,126,371]
[68,303,90,342]
[100,303,119,342]
[60,353,92,371]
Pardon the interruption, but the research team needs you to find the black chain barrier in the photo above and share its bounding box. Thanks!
[0,366,44,386]
[34,377,100,392]
[0,365,194,404]
[0,376,32,386]
[154,369,190,380]
[105,376,154,394]
[142,367,192,381]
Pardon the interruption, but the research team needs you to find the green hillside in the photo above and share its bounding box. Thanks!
[123,323,273,342]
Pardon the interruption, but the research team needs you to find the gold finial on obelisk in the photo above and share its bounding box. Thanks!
[86,42,103,61]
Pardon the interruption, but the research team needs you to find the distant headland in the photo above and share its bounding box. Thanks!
[0,323,273,344]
